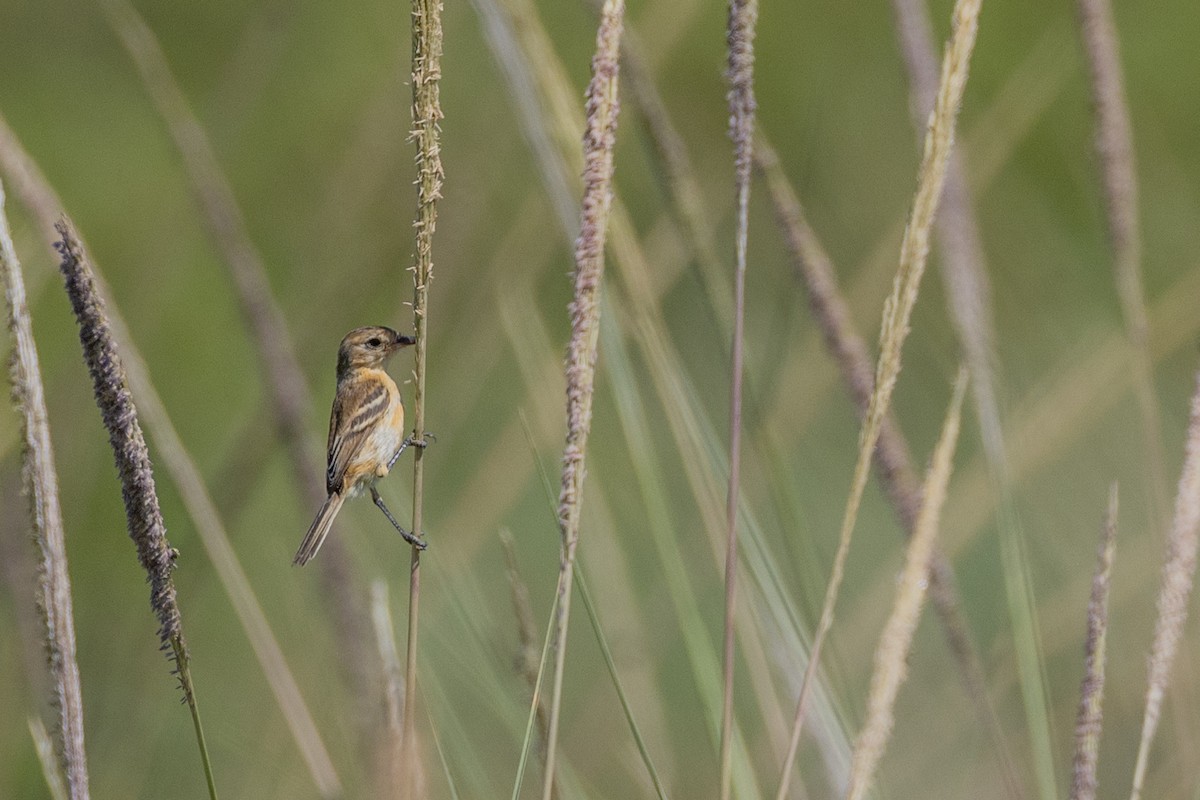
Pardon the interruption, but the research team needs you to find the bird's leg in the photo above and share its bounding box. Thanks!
[371,486,427,550]
[387,431,437,471]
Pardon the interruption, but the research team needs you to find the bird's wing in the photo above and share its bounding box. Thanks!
[326,375,391,494]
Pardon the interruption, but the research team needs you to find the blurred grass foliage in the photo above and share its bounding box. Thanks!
[2,0,1200,798]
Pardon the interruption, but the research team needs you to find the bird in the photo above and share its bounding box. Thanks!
[293,325,426,566]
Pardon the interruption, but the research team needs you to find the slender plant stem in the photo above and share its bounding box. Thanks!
[0,109,340,800]
[543,4,624,798]
[1131,366,1200,800]
[405,0,444,792]
[1,180,90,800]
[574,564,671,800]
[1075,0,1166,527]
[756,133,1022,799]
[775,0,982,795]
[96,0,375,716]
[844,369,968,800]
[1069,484,1117,800]
[719,1,758,798]
[55,221,218,800]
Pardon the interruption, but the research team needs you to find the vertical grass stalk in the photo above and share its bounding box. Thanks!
[719,1,758,798]
[1075,0,1166,524]
[1,122,339,796]
[1130,367,1200,800]
[404,0,444,791]
[543,4,624,798]
[756,135,1023,799]
[1070,484,1117,800]
[1,181,90,799]
[55,220,217,800]
[97,0,375,715]
[844,368,967,800]
[775,0,982,794]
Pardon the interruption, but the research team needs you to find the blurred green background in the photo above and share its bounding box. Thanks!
[2,0,1200,797]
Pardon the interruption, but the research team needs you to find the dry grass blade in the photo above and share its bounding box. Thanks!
[543,3,624,798]
[1130,367,1200,800]
[403,0,445,791]
[845,368,967,800]
[1,182,89,799]
[1070,483,1117,800]
[756,134,1023,799]
[775,0,982,793]
[55,221,217,800]
[719,1,758,798]
[1075,0,1166,525]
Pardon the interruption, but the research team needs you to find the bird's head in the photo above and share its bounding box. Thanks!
[336,326,415,375]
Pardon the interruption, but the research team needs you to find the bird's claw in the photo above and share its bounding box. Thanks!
[401,529,429,551]
[408,431,437,448]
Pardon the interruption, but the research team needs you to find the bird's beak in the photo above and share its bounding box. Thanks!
[394,332,417,347]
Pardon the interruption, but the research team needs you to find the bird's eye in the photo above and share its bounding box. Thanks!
[367,337,382,348]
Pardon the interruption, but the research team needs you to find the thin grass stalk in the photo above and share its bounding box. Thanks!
[719,2,758,798]
[755,133,1024,799]
[370,582,405,799]
[574,563,671,800]
[1130,367,1200,800]
[512,572,564,800]
[844,369,967,800]
[0,115,343,796]
[582,0,733,335]
[420,684,462,800]
[775,1,982,794]
[543,5,624,799]
[404,0,445,791]
[475,0,792,789]
[520,377,671,800]
[1070,483,1118,800]
[889,0,1001,462]
[28,717,69,800]
[1075,0,1167,526]
[1,182,89,800]
[500,529,559,800]
[55,221,217,800]
[95,0,376,726]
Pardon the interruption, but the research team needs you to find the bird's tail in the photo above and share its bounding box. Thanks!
[293,493,346,566]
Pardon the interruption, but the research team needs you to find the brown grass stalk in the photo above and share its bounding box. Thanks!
[1,182,89,799]
[1130,367,1200,800]
[845,368,967,800]
[55,220,217,800]
[403,0,445,791]
[774,0,982,794]
[1070,483,1117,800]
[1,119,341,799]
[543,3,624,798]
[755,134,1023,798]
[1075,0,1167,525]
[96,0,375,725]
[719,1,758,798]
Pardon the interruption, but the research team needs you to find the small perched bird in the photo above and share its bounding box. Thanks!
[293,326,426,566]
